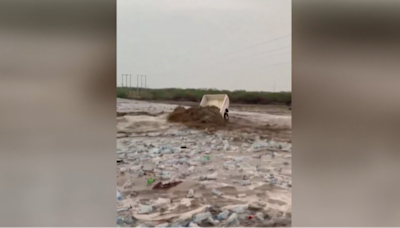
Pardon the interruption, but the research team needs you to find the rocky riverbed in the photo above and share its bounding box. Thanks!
[116,99,292,227]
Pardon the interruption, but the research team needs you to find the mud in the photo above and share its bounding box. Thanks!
[117,111,164,117]
[167,106,226,129]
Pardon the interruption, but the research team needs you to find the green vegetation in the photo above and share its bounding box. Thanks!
[117,87,291,105]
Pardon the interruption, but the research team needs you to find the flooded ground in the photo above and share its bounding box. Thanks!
[116,98,292,227]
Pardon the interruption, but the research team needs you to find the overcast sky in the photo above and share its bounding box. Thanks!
[117,0,291,91]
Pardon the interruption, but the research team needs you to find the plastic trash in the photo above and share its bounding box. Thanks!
[147,177,155,185]
[136,223,154,228]
[178,158,188,164]
[226,213,239,226]
[207,216,219,225]
[248,201,266,210]
[117,206,131,212]
[149,148,161,154]
[160,146,174,154]
[249,142,269,152]
[193,212,211,223]
[117,190,122,200]
[241,180,251,186]
[187,189,195,198]
[217,210,230,220]
[170,222,183,227]
[200,155,211,163]
[255,212,264,221]
[116,217,124,224]
[124,216,134,224]
[211,188,223,196]
[155,222,169,227]
[138,205,153,214]
[161,172,171,180]
[234,206,245,213]
[188,222,199,227]
[199,172,218,181]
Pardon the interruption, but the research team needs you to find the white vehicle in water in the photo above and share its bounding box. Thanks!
[199,94,230,121]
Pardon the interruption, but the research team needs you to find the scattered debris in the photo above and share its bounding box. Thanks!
[116,100,292,227]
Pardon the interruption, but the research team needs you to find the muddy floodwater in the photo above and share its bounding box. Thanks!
[116,98,292,227]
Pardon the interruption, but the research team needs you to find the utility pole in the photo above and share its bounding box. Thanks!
[144,75,147,95]
[141,75,144,95]
[129,74,131,89]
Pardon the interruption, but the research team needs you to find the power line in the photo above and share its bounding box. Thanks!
[250,45,291,57]
[262,62,291,68]
[148,37,291,77]
[222,34,291,56]
[199,51,291,75]
[272,62,291,66]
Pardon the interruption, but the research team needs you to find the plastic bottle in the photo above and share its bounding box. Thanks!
[117,190,122,200]
[193,212,211,223]
[138,205,153,214]
[226,213,239,226]
[217,210,230,220]
[211,188,223,196]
